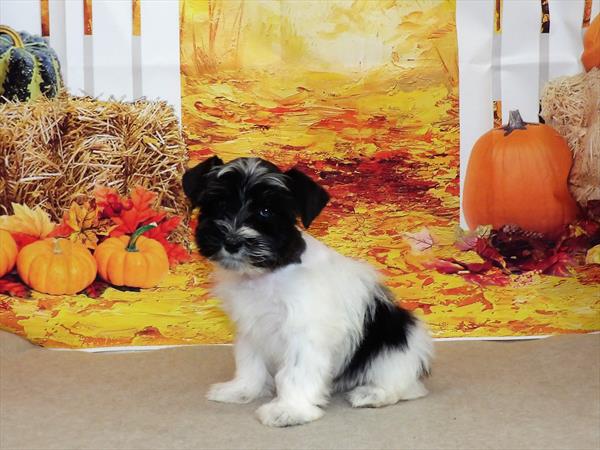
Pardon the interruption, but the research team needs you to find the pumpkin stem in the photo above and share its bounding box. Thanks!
[0,25,24,48]
[126,223,158,252]
[503,110,529,136]
[52,239,63,255]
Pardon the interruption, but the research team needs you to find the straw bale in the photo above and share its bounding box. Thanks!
[0,93,190,244]
[541,68,600,207]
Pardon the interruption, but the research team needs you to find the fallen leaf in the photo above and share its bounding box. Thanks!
[475,238,508,271]
[403,228,434,252]
[9,232,40,250]
[454,225,492,251]
[586,245,600,265]
[0,203,56,238]
[462,272,510,287]
[83,279,110,298]
[425,259,464,274]
[0,275,31,298]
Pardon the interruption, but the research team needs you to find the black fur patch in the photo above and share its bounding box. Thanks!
[338,289,416,383]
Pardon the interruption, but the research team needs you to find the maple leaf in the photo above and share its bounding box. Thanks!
[144,216,182,241]
[130,186,157,211]
[83,279,110,298]
[95,186,132,218]
[64,202,100,249]
[519,252,573,277]
[0,275,31,298]
[0,203,56,238]
[475,238,508,271]
[454,225,492,251]
[9,232,40,250]
[403,228,434,252]
[425,259,464,274]
[54,201,115,249]
[108,186,164,236]
[67,201,97,232]
[543,253,574,277]
[94,185,118,206]
[462,271,510,287]
[110,209,165,236]
[162,241,192,266]
[48,222,75,238]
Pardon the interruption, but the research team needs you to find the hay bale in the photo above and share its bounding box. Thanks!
[0,93,190,243]
[540,68,600,207]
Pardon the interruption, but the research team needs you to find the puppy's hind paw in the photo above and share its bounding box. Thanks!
[206,381,258,404]
[256,401,324,427]
[347,385,390,408]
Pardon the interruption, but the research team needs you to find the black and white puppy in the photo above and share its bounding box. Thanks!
[183,156,433,427]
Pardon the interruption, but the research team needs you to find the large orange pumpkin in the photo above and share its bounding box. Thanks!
[94,223,169,288]
[0,230,18,277]
[463,110,579,236]
[17,238,97,295]
[582,14,600,71]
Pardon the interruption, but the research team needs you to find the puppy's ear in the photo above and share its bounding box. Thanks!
[285,168,329,228]
[182,155,224,205]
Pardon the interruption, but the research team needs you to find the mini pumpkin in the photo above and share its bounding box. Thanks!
[0,230,18,277]
[94,223,169,288]
[17,238,97,295]
[0,25,63,102]
[463,109,579,236]
[582,14,600,71]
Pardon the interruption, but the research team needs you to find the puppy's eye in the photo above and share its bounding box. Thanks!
[258,208,272,218]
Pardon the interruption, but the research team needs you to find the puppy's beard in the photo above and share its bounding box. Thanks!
[212,249,268,276]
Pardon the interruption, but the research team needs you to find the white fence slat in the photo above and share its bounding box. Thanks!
[500,0,542,123]
[0,0,41,35]
[63,0,85,95]
[92,0,133,100]
[592,0,600,22]
[548,0,585,79]
[132,35,142,99]
[456,0,495,227]
[140,0,181,116]
[48,1,67,82]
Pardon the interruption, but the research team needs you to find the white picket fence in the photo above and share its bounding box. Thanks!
[0,0,180,116]
[1,0,598,225]
[457,0,599,224]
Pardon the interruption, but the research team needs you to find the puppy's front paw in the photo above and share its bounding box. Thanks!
[256,401,324,427]
[206,381,258,404]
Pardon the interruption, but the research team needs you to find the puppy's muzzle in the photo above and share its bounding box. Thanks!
[223,236,243,254]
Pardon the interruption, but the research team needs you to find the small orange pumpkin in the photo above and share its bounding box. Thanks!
[463,110,579,236]
[582,14,600,71]
[94,223,169,288]
[17,238,97,295]
[0,230,18,277]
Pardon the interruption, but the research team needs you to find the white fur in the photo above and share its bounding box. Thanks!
[208,232,433,427]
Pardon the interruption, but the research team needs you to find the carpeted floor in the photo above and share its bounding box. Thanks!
[1,331,598,450]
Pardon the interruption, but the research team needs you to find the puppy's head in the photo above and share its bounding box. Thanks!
[183,156,329,273]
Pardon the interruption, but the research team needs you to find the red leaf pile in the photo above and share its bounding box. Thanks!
[95,186,190,266]
[431,218,600,284]
[0,275,31,298]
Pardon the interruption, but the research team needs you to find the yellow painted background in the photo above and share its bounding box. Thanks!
[0,0,598,348]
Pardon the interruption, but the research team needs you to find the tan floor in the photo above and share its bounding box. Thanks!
[1,332,598,450]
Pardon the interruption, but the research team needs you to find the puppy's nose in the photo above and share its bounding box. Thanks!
[224,238,242,254]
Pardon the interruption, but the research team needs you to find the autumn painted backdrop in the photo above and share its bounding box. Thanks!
[0,0,598,348]
[179,0,598,340]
